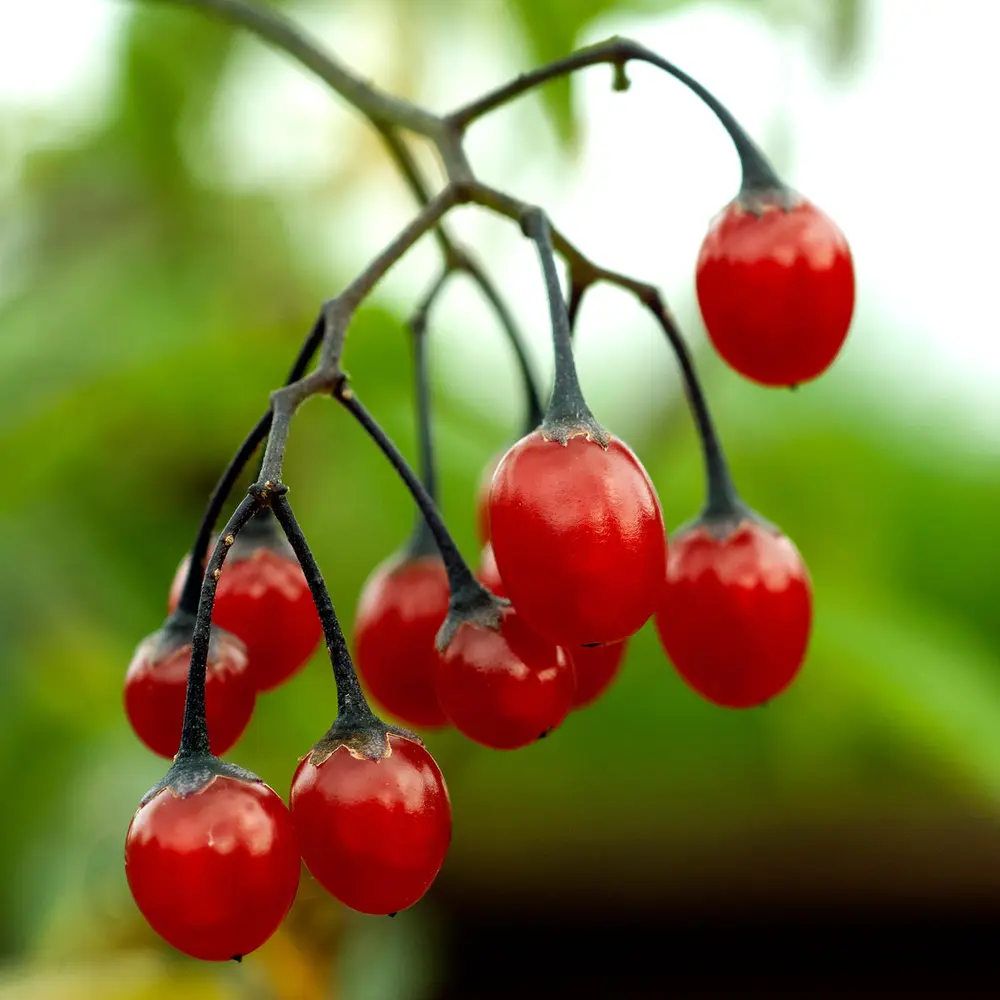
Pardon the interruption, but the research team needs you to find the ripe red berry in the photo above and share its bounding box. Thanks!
[696,193,854,387]
[474,452,502,544]
[125,775,300,961]
[353,554,450,728]
[124,622,255,759]
[291,734,451,915]
[570,640,629,709]
[654,518,812,708]
[489,430,666,646]
[435,606,574,749]
[169,516,322,691]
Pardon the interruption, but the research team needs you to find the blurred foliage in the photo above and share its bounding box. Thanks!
[5,0,997,997]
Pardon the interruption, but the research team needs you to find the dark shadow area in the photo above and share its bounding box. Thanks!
[438,900,1000,998]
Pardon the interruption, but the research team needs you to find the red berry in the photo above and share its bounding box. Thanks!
[570,640,629,709]
[654,519,812,708]
[290,734,451,915]
[169,528,322,692]
[696,194,854,387]
[125,775,300,961]
[474,452,502,544]
[475,542,505,597]
[354,554,450,729]
[435,606,574,749]
[488,430,666,646]
[124,624,255,759]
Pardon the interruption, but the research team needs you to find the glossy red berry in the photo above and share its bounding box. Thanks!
[570,640,629,709]
[354,554,450,728]
[696,193,854,387]
[655,518,812,708]
[474,452,502,544]
[435,606,574,749]
[291,734,451,915]
[124,623,255,759]
[125,776,300,961]
[489,430,666,646]
[169,521,322,692]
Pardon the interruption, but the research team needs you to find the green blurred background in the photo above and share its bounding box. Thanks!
[2,0,999,996]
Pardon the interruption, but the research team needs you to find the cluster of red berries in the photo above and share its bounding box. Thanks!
[124,505,453,960]
[121,186,852,963]
[119,23,855,966]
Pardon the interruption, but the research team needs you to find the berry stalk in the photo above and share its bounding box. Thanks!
[405,271,450,559]
[270,494,375,723]
[449,38,782,194]
[643,295,744,520]
[521,208,607,446]
[176,491,261,759]
[333,384,503,645]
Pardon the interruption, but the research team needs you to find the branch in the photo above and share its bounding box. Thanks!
[270,494,374,722]
[142,0,439,137]
[318,185,460,371]
[368,130,543,426]
[144,0,752,593]
[177,490,260,758]
[448,36,781,192]
[175,311,325,615]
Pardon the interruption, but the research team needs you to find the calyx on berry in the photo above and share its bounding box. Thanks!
[301,708,420,768]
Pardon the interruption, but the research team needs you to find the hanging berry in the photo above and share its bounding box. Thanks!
[291,731,451,915]
[696,192,854,387]
[126,772,300,961]
[656,516,812,708]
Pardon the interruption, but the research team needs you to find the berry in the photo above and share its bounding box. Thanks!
[125,775,300,961]
[354,554,450,728]
[435,605,574,749]
[654,518,812,708]
[290,734,451,915]
[696,192,854,387]
[124,620,255,759]
[169,511,322,691]
[489,430,666,646]
[570,640,629,709]
[474,452,502,544]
